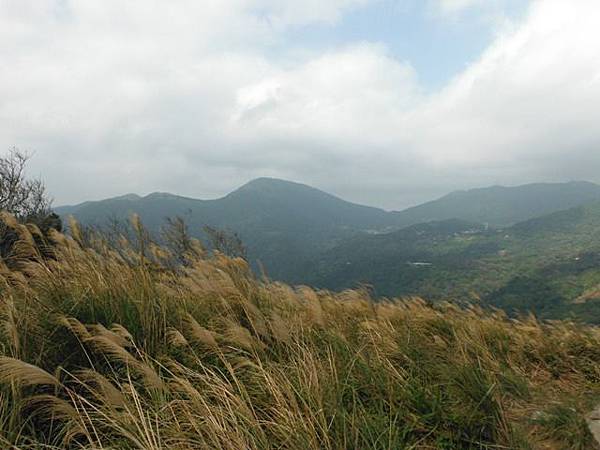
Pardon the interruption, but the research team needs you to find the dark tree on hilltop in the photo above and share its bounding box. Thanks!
[0,148,62,264]
[0,148,57,227]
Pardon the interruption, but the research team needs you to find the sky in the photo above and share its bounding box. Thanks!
[1,0,600,210]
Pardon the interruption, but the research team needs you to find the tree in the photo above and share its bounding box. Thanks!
[0,148,61,264]
[0,148,53,223]
[0,148,60,259]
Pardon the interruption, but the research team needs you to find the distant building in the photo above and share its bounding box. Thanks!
[407,262,433,267]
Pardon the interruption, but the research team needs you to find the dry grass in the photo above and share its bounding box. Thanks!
[0,216,600,449]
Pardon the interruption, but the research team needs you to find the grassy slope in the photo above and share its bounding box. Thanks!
[0,217,599,449]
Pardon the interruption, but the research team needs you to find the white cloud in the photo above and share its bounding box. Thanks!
[1,0,600,209]
[415,0,600,168]
[436,0,482,14]
[231,43,420,145]
[225,0,600,206]
[0,0,375,199]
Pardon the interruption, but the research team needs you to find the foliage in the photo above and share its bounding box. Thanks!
[0,215,599,449]
[0,149,61,268]
[307,204,600,324]
[0,148,52,221]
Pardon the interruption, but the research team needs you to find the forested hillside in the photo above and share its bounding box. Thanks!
[391,181,600,227]
[305,202,600,323]
[56,178,400,280]
[56,179,600,287]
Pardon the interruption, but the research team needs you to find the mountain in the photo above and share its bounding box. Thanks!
[56,178,394,228]
[56,178,600,304]
[391,181,600,227]
[303,201,600,323]
[55,178,396,280]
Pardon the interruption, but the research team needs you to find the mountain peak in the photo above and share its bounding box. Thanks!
[113,193,142,201]
[237,177,313,191]
[144,192,179,200]
[229,178,332,200]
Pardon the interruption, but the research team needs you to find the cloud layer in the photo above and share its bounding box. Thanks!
[1,0,599,209]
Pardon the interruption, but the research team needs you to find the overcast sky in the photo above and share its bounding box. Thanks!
[1,0,599,210]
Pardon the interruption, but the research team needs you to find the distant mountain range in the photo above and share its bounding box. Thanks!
[55,178,600,322]
[56,178,398,279]
[390,180,600,227]
[57,178,600,230]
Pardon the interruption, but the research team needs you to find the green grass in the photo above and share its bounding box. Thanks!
[0,215,599,449]
[532,404,596,450]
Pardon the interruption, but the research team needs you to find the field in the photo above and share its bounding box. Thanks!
[1,214,600,449]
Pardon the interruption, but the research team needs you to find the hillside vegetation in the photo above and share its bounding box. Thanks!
[55,178,396,281]
[1,214,600,449]
[55,179,600,283]
[306,203,600,323]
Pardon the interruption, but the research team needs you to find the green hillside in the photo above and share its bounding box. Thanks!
[56,179,600,286]
[304,202,600,323]
[392,181,600,227]
[56,178,395,280]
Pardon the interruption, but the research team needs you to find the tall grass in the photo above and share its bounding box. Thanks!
[0,215,599,449]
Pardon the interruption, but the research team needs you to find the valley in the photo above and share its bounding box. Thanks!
[56,178,600,323]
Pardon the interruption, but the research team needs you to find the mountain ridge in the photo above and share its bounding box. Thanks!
[57,178,600,220]
[390,180,600,227]
[55,178,600,287]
